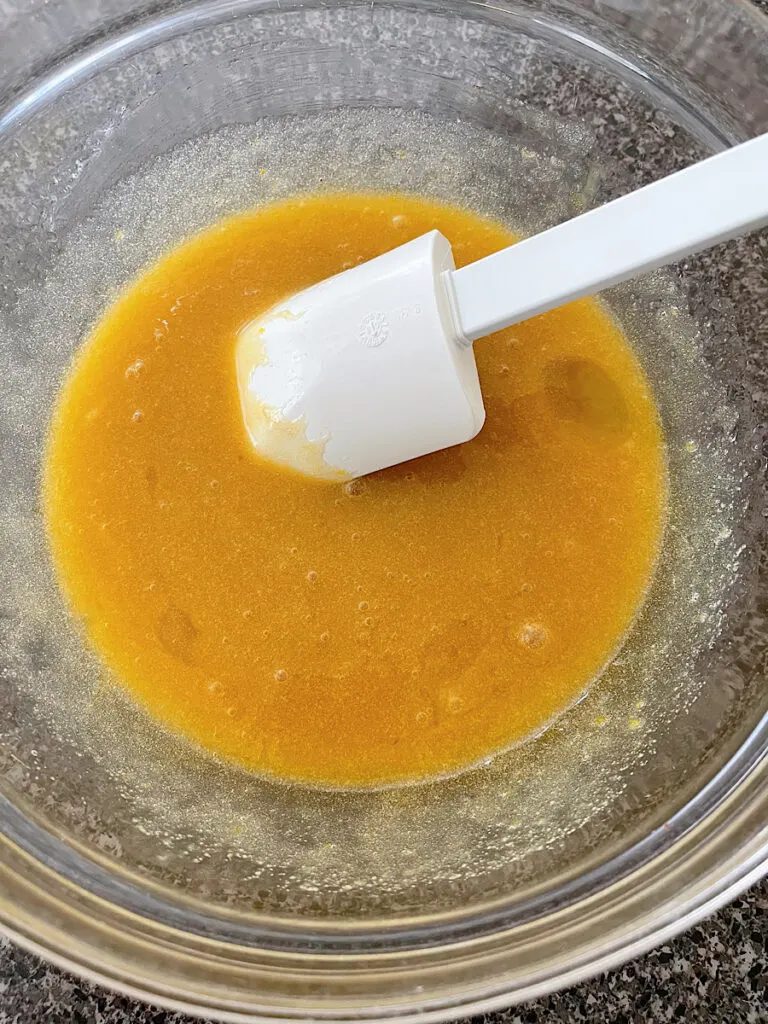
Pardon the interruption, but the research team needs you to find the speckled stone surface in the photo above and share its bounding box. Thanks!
[1,0,767,1020]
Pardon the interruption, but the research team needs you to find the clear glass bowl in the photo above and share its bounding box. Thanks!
[1,1,767,1019]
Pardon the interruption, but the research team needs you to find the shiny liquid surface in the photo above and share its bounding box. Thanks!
[44,193,667,787]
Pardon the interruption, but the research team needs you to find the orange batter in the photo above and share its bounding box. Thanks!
[43,193,666,787]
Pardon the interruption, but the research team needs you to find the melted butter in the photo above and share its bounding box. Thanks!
[43,192,667,788]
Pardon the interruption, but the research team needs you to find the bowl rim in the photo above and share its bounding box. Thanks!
[2,729,766,1019]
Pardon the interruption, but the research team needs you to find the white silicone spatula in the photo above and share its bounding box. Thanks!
[236,131,768,480]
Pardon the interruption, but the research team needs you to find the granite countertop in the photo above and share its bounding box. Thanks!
[1,0,767,1021]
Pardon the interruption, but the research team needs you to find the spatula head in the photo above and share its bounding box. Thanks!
[235,230,485,480]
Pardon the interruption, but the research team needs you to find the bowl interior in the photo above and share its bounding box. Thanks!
[0,0,767,949]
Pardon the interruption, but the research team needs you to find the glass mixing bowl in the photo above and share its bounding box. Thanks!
[1,0,767,1019]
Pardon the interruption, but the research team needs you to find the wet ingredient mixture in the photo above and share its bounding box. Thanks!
[44,193,667,787]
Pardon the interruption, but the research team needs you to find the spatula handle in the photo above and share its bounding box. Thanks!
[450,132,768,343]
